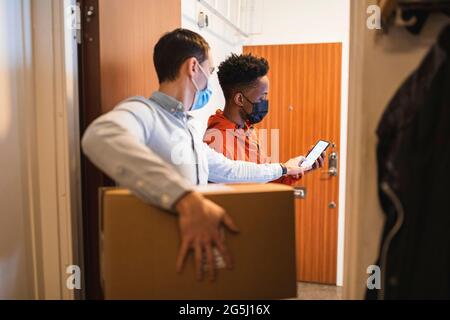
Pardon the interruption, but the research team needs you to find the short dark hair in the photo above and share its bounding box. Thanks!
[218,53,269,100]
[153,29,210,83]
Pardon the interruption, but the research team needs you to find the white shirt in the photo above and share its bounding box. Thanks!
[82,92,283,211]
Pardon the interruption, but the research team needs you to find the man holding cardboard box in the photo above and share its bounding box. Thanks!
[82,29,320,282]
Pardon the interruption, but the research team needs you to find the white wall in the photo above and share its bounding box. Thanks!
[245,0,351,286]
[246,0,350,46]
[182,0,244,129]
[0,0,35,299]
[345,0,450,299]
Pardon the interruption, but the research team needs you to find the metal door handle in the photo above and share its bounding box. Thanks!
[322,167,338,177]
[322,151,339,177]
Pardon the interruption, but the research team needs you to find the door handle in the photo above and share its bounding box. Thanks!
[322,151,339,177]
[322,167,338,177]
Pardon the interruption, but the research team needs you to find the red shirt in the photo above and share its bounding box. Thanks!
[203,109,299,185]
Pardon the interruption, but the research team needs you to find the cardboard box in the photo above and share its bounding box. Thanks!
[100,184,297,300]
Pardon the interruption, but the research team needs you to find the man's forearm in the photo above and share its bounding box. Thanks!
[206,146,283,183]
[82,113,193,211]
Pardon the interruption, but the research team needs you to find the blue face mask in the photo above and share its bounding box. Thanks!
[191,63,212,111]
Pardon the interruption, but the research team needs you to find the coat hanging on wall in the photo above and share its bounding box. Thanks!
[369,24,450,300]
[379,0,450,34]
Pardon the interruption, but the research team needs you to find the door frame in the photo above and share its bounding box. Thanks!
[343,0,372,300]
[77,0,107,300]
[336,2,351,288]
[36,0,84,300]
[27,0,365,300]
[21,0,84,299]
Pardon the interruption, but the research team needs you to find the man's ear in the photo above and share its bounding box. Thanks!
[233,92,244,107]
[185,57,198,78]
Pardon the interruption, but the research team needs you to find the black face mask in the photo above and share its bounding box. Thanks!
[241,93,269,125]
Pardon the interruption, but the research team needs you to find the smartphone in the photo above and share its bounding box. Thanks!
[300,140,330,170]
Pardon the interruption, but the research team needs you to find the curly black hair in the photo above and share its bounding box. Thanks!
[218,53,269,100]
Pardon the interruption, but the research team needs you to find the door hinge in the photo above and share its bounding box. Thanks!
[69,2,82,44]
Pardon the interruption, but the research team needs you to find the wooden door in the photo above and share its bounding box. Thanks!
[243,44,342,284]
[78,0,181,299]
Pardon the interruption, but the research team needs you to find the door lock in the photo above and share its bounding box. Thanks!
[322,151,339,177]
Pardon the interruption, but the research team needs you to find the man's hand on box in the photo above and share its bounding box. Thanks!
[175,192,240,281]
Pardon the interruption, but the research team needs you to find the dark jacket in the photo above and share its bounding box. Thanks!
[369,24,450,300]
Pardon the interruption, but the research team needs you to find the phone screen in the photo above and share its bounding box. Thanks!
[301,140,330,169]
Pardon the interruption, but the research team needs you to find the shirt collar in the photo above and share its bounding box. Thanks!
[150,91,187,116]
[215,109,253,131]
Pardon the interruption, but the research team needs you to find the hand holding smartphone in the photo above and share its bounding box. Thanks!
[300,140,330,170]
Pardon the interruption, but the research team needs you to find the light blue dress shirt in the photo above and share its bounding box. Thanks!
[82,92,283,211]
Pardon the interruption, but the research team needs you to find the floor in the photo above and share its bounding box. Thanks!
[296,282,343,300]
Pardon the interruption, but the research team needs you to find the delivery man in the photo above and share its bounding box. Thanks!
[82,29,313,282]
[204,53,325,184]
